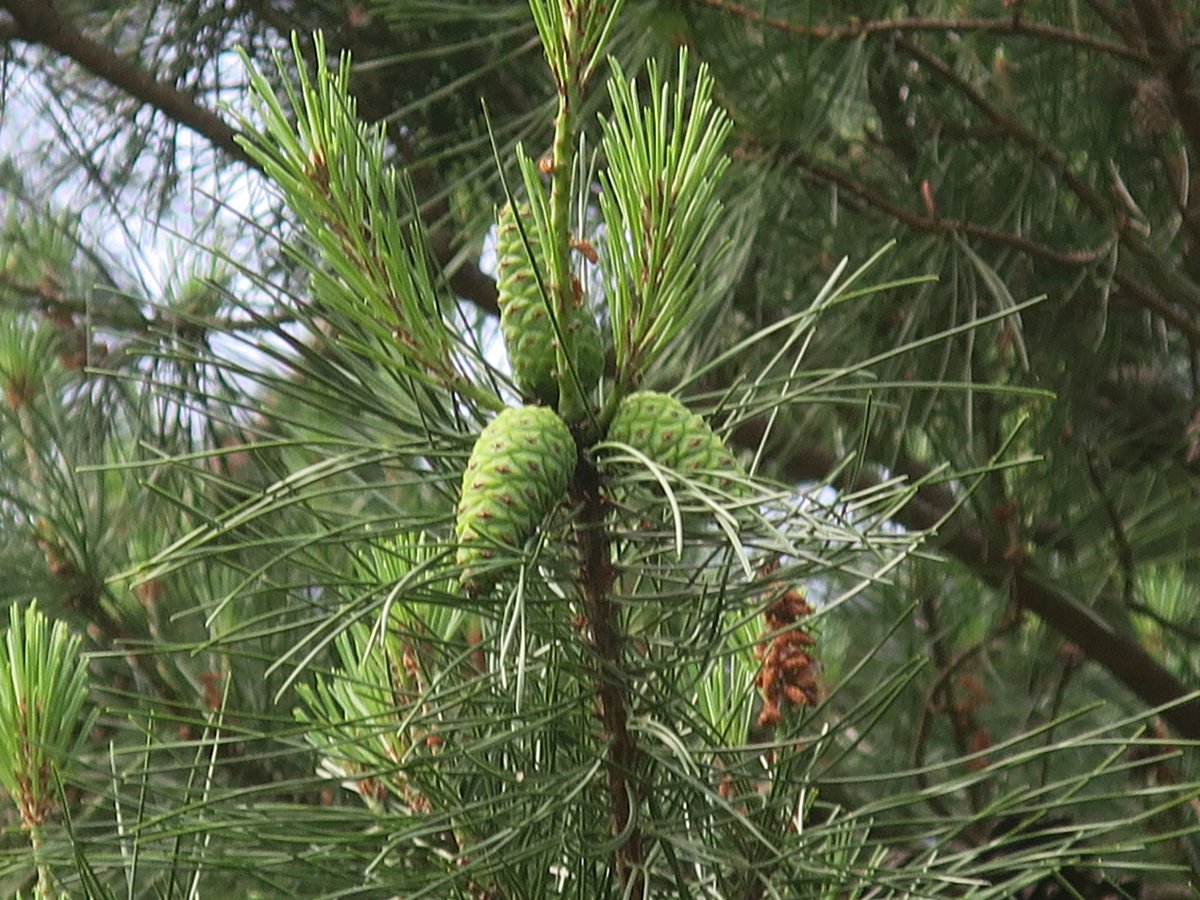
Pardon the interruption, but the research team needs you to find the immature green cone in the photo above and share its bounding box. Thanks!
[455,405,576,594]
[495,203,602,408]
[603,390,741,490]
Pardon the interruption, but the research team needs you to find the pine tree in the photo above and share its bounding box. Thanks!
[0,1,1198,896]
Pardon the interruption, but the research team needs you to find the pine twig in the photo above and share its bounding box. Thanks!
[729,421,1200,741]
[775,146,1200,342]
[0,0,252,165]
[1084,450,1136,606]
[685,0,1149,63]
[572,459,644,894]
[914,595,989,816]
[1039,644,1084,787]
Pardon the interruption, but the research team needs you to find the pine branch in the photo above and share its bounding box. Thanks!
[0,0,252,165]
[1128,599,1200,644]
[892,37,1112,223]
[776,146,1200,342]
[927,505,1197,741]
[685,0,1149,63]
[893,33,1200,321]
[0,0,502,316]
[340,9,501,316]
[892,470,1200,743]
[701,2,1200,337]
[0,268,293,342]
[730,422,1200,741]
[777,147,1114,268]
[572,458,644,893]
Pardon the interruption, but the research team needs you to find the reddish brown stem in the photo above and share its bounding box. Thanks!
[572,458,644,894]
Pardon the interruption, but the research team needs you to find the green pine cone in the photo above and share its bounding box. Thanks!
[562,297,603,400]
[603,391,741,490]
[495,204,603,407]
[455,404,576,594]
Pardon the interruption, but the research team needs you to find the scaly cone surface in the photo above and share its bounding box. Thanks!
[455,404,577,594]
[602,390,741,490]
[495,203,602,408]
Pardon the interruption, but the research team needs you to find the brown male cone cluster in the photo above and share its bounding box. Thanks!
[755,583,822,727]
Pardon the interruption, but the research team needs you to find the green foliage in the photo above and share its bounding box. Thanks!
[0,603,94,827]
[0,1,1198,897]
[0,602,94,897]
[0,312,60,411]
[234,32,500,412]
[527,0,624,93]
[599,51,735,385]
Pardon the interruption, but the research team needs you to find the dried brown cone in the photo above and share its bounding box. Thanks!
[754,585,822,728]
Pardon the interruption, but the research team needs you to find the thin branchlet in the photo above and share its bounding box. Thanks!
[572,457,644,893]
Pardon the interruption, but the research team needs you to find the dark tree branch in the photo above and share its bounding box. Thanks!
[894,35,1200,320]
[895,466,1200,742]
[0,0,502,316]
[711,3,1200,333]
[777,137,1200,341]
[731,422,1200,741]
[1082,0,1136,43]
[893,37,1114,224]
[1,0,252,166]
[779,146,1117,268]
[686,0,1149,63]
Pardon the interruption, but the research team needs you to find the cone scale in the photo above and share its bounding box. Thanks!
[602,390,740,489]
[455,405,577,594]
[495,203,602,409]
